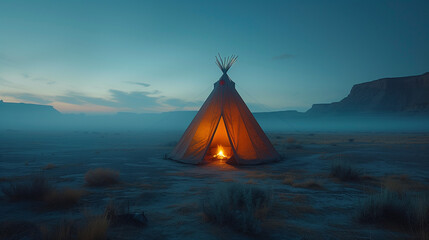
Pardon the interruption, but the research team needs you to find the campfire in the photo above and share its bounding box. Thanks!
[213,145,228,160]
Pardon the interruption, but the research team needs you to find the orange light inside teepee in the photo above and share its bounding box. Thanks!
[213,145,228,160]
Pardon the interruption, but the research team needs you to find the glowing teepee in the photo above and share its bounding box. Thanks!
[168,55,280,165]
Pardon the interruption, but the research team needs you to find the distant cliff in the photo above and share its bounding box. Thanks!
[307,72,429,114]
[0,100,60,116]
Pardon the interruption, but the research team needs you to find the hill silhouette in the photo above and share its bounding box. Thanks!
[307,72,429,114]
[0,100,60,116]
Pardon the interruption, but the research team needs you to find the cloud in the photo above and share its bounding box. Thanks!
[125,81,150,87]
[56,92,113,106]
[2,88,205,113]
[163,98,202,109]
[5,93,52,104]
[272,53,294,60]
[50,101,118,113]
[0,77,12,85]
[56,90,163,112]
[109,89,160,110]
[32,76,56,85]
[59,90,203,112]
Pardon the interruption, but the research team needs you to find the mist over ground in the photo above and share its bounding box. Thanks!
[3,72,429,132]
[1,106,429,132]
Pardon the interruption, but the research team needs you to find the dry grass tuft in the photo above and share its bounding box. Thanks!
[41,220,74,240]
[293,180,324,190]
[104,200,130,219]
[222,178,234,182]
[103,200,147,228]
[284,137,303,149]
[359,189,429,239]
[85,168,119,187]
[43,188,86,209]
[398,174,409,181]
[41,214,109,240]
[360,175,378,182]
[282,175,295,185]
[381,174,428,193]
[77,215,109,240]
[246,179,258,185]
[42,163,57,170]
[383,178,407,193]
[2,176,85,209]
[0,221,40,240]
[201,183,272,234]
[330,161,360,182]
[1,176,52,202]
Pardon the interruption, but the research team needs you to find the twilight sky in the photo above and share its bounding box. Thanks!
[1,0,428,113]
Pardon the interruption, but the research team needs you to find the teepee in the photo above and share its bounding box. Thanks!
[168,55,281,165]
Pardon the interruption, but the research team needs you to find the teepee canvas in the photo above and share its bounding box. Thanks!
[168,55,281,165]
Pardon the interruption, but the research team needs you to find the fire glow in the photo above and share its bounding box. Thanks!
[213,145,228,160]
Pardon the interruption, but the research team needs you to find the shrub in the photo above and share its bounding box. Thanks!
[359,190,410,225]
[359,189,429,238]
[1,176,84,209]
[77,215,109,240]
[330,161,360,182]
[42,163,57,170]
[201,183,272,234]
[0,221,40,240]
[104,200,129,220]
[104,201,147,227]
[44,188,86,209]
[42,215,109,240]
[41,220,75,240]
[85,168,119,187]
[1,176,52,202]
[411,194,429,239]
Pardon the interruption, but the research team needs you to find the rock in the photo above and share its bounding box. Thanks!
[307,72,429,114]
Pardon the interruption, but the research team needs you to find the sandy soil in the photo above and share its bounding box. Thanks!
[0,130,428,239]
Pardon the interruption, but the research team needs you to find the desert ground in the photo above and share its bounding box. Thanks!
[0,130,428,240]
